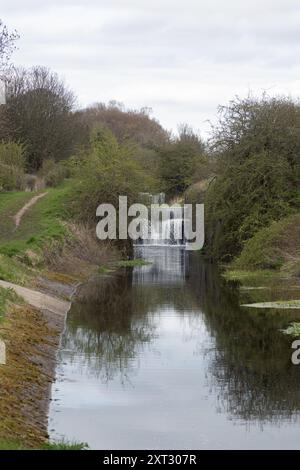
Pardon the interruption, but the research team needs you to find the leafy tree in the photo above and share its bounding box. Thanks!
[205,95,300,261]
[159,124,206,196]
[68,126,156,224]
[212,94,300,172]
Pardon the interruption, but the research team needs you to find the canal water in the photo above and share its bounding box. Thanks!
[49,246,300,449]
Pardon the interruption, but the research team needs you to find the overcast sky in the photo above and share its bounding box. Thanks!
[2,0,300,136]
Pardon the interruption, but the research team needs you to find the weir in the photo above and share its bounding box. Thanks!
[137,193,186,247]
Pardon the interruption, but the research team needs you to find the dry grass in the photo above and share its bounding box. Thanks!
[43,222,119,278]
[0,304,63,447]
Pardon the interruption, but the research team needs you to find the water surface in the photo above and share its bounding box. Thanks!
[49,247,300,449]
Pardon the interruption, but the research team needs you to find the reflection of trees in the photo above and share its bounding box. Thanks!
[133,283,200,316]
[62,273,156,382]
[62,251,300,425]
[187,254,300,424]
[63,268,202,383]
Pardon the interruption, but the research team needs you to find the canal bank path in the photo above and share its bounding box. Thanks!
[0,280,70,315]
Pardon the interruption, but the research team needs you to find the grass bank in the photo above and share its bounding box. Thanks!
[226,213,300,283]
[0,186,69,259]
[0,283,70,448]
[0,184,122,449]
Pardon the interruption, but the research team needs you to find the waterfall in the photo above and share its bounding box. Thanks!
[149,215,184,246]
[136,197,185,247]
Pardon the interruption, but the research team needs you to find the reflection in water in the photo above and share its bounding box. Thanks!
[49,247,300,449]
[133,246,188,284]
[186,258,300,424]
[63,272,156,383]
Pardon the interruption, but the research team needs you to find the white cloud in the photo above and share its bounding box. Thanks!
[2,0,300,136]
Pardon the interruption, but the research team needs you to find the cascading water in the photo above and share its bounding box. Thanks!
[136,193,186,247]
[148,208,184,246]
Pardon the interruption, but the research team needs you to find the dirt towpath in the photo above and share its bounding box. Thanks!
[0,280,70,315]
[13,192,48,228]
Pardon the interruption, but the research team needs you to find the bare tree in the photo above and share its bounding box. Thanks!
[0,19,19,76]
[76,101,169,148]
[5,66,78,171]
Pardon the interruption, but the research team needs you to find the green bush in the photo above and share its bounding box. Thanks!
[0,141,26,191]
[205,152,297,260]
[233,213,300,271]
[205,95,300,261]
[0,141,26,169]
[67,126,155,223]
[0,163,25,191]
[39,158,70,187]
[158,126,206,196]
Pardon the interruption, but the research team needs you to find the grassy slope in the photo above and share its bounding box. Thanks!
[0,186,72,284]
[0,286,24,320]
[231,213,300,277]
[0,187,87,449]
[0,440,87,450]
[0,192,34,242]
[0,191,33,214]
[0,439,87,450]
[0,186,70,257]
